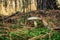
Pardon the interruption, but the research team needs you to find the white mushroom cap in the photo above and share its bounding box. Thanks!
[27,17,41,20]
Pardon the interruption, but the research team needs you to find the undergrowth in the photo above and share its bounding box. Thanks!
[0,27,60,40]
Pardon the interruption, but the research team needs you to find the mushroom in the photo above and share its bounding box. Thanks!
[27,17,48,28]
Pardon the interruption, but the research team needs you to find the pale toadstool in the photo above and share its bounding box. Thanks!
[27,17,48,28]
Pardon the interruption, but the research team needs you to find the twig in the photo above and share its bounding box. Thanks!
[28,32,53,40]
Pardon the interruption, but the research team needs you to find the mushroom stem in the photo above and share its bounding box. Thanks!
[34,21,37,27]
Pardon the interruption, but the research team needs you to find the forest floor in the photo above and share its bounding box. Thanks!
[0,10,60,40]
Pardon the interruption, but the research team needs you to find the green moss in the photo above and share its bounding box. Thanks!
[10,27,60,40]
